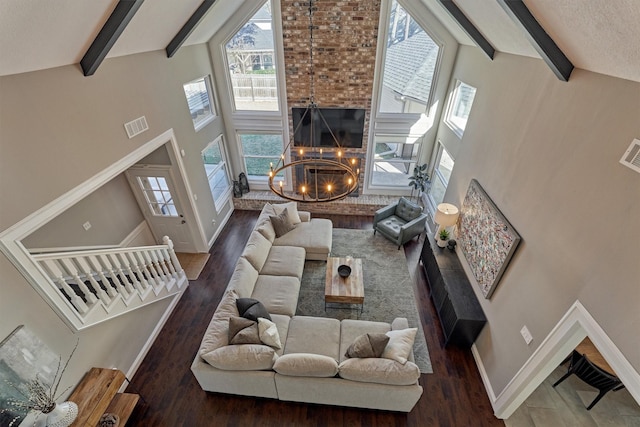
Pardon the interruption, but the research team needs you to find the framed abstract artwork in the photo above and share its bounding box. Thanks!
[458,179,521,299]
[0,326,59,426]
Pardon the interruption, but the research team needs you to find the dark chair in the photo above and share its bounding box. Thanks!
[373,197,427,249]
[552,350,623,410]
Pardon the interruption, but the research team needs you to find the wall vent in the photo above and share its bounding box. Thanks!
[620,138,640,174]
[124,116,149,139]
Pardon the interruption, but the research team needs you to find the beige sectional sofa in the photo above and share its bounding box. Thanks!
[191,202,424,412]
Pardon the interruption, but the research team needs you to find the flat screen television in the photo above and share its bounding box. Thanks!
[292,107,365,148]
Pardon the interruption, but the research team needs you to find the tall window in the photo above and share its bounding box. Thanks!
[183,76,215,131]
[225,2,279,111]
[202,136,231,210]
[428,142,454,210]
[445,80,477,137]
[378,0,440,114]
[370,134,423,187]
[238,133,284,181]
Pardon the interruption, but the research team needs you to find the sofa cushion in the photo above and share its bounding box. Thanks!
[258,318,282,350]
[270,208,296,238]
[255,204,277,242]
[273,353,339,378]
[260,246,305,280]
[252,275,300,317]
[199,290,239,356]
[375,215,405,239]
[241,231,272,272]
[382,328,417,364]
[339,319,391,363]
[338,358,420,386]
[395,197,423,222]
[345,333,390,359]
[273,219,332,259]
[201,344,277,371]
[284,316,341,361]
[227,257,259,298]
[228,317,261,345]
[236,298,272,322]
[272,201,302,224]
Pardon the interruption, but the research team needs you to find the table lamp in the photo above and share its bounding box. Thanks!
[434,203,460,241]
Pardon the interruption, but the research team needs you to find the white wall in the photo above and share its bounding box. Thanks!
[0,45,230,394]
[437,45,640,394]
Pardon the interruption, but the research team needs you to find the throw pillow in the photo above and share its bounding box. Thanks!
[272,201,302,224]
[236,298,272,322]
[269,208,295,238]
[258,318,282,349]
[345,333,390,358]
[381,328,417,364]
[228,316,261,345]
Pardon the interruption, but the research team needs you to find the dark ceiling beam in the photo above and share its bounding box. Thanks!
[496,0,574,81]
[80,0,145,76]
[438,0,495,60]
[166,0,217,58]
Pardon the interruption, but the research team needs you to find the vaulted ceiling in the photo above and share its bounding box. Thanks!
[0,0,638,82]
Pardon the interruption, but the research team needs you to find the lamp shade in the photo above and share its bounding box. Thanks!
[434,203,459,227]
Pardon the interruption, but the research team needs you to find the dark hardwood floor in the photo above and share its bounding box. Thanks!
[126,210,503,426]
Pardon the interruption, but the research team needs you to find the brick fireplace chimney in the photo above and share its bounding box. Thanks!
[281,0,381,190]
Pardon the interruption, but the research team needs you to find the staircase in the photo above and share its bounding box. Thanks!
[29,236,188,330]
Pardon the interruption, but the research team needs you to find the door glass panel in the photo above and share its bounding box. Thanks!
[137,176,179,217]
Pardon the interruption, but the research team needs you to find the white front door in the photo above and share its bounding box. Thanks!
[125,167,196,253]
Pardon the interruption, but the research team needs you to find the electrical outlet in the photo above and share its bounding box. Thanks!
[520,326,533,345]
[82,221,92,231]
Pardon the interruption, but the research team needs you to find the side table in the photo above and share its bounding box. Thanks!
[67,367,139,426]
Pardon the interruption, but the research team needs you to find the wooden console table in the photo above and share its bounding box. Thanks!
[420,237,486,347]
[68,367,139,426]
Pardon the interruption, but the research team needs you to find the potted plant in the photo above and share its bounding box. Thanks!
[407,164,430,203]
[437,228,450,248]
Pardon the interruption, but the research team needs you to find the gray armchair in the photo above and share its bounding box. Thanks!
[373,197,427,249]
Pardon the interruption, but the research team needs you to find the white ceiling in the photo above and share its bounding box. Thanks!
[0,0,638,82]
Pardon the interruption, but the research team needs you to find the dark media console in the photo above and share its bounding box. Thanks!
[420,237,486,348]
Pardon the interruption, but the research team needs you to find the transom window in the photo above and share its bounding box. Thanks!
[225,2,279,112]
[378,0,440,114]
[183,76,215,131]
[445,80,477,137]
[202,136,232,210]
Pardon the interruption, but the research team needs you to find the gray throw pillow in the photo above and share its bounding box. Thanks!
[236,298,272,322]
[269,208,295,237]
[345,333,390,358]
[228,316,261,345]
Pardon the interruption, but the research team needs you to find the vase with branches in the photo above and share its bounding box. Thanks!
[408,163,430,203]
[1,340,79,427]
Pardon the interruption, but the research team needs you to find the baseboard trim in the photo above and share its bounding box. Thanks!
[122,284,189,388]
[208,205,234,249]
[474,300,640,419]
[120,221,154,247]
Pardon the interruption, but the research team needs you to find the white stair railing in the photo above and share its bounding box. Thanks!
[31,236,187,325]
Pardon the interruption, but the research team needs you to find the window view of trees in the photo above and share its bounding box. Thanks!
[239,133,284,180]
[225,3,279,111]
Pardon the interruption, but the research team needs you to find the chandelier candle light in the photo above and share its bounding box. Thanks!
[268,0,360,203]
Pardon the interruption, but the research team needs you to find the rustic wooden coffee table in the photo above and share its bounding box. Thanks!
[325,256,364,313]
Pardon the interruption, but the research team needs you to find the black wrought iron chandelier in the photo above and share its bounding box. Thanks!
[268,0,359,203]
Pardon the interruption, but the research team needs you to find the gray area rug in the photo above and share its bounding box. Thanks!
[297,229,433,373]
